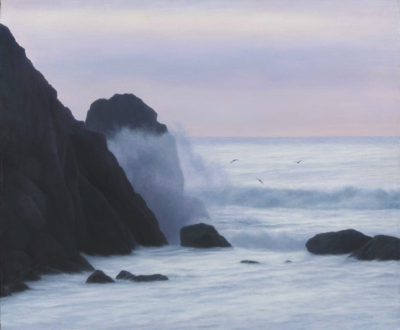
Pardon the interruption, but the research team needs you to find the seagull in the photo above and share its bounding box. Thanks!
[230,159,239,163]
[294,160,302,164]
[256,178,264,185]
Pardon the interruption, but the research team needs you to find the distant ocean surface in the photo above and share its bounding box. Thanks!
[2,137,400,329]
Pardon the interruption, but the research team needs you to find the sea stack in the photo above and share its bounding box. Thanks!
[85,94,209,243]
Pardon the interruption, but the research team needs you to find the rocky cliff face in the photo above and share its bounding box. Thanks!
[86,94,209,243]
[0,24,167,294]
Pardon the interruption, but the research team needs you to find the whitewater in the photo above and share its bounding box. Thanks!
[1,137,399,329]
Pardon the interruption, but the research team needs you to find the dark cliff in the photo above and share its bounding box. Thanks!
[0,24,167,294]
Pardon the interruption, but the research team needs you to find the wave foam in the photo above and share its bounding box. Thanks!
[200,186,400,210]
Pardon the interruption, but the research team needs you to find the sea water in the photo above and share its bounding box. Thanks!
[1,137,399,329]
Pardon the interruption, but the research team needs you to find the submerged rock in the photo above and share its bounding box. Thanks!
[116,271,168,282]
[86,270,115,284]
[132,274,169,282]
[349,235,400,261]
[240,260,260,264]
[306,229,371,255]
[180,223,232,248]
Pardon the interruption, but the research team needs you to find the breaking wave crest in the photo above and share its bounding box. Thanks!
[200,186,400,210]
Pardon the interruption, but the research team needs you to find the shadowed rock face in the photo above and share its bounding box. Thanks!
[86,94,167,137]
[0,24,167,294]
[306,229,372,255]
[349,235,400,261]
[180,223,232,248]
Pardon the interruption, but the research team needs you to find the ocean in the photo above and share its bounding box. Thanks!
[1,137,399,329]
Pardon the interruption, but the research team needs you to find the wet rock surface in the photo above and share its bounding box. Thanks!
[306,229,372,255]
[116,271,168,282]
[86,270,115,284]
[180,223,232,248]
[349,235,400,261]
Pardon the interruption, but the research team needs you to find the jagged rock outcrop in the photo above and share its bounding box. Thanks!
[180,223,232,248]
[85,94,209,243]
[349,235,400,261]
[0,24,167,294]
[86,94,167,137]
[305,229,372,255]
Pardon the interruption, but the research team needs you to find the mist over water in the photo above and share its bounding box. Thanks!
[2,136,399,329]
[108,128,209,243]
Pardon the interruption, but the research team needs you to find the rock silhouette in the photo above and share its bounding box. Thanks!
[116,271,168,282]
[86,270,115,284]
[306,229,371,255]
[180,223,232,248]
[349,235,400,261]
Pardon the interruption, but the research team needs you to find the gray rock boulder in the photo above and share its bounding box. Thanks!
[349,235,400,261]
[306,229,371,255]
[180,223,232,248]
[86,270,115,283]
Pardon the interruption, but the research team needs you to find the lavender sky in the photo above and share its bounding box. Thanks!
[2,0,399,136]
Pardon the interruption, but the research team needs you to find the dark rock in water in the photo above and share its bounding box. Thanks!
[116,270,136,280]
[85,94,210,243]
[8,280,30,293]
[349,235,400,261]
[86,270,115,284]
[180,223,232,248]
[284,260,292,264]
[131,274,169,282]
[86,94,167,137]
[240,260,260,264]
[116,271,168,282]
[0,24,167,295]
[306,229,372,255]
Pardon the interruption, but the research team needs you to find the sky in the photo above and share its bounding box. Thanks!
[2,0,399,137]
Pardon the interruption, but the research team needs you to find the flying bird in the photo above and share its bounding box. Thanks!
[256,178,264,185]
[230,159,239,163]
[294,160,302,164]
